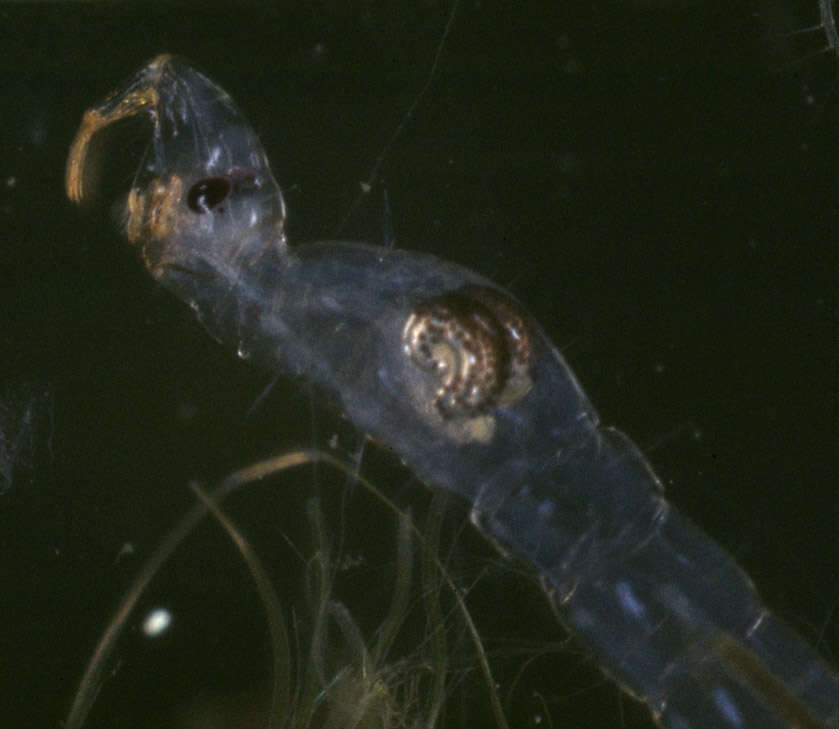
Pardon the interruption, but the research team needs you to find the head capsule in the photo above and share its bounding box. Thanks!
[66,55,287,278]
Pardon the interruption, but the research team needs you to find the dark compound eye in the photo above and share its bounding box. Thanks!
[187,177,231,213]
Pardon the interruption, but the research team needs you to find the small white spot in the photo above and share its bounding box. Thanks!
[115,542,135,564]
[616,580,646,620]
[142,607,172,637]
[746,609,767,638]
[712,686,742,727]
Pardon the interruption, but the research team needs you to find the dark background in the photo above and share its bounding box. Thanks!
[1,1,838,728]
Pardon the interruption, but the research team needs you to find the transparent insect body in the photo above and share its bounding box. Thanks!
[66,56,839,729]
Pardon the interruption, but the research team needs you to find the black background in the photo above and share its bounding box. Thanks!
[1,2,838,728]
